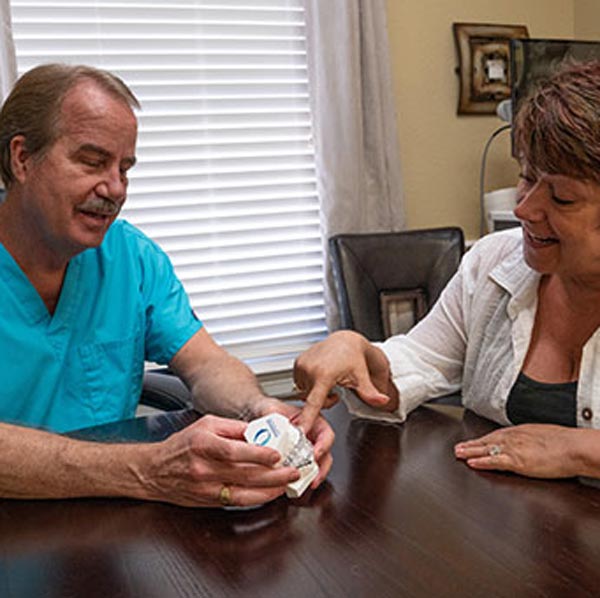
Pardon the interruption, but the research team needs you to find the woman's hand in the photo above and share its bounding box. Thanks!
[293,330,398,431]
[454,424,582,478]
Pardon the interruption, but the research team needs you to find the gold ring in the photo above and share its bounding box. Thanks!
[218,484,232,507]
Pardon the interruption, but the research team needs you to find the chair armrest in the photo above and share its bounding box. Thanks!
[140,370,193,412]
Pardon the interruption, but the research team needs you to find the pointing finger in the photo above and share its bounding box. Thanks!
[296,380,332,432]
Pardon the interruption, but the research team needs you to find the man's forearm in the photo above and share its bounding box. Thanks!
[170,328,273,420]
[0,416,305,507]
[0,422,155,500]
[185,352,270,420]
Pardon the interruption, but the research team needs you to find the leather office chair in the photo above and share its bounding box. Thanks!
[141,368,193,411]
[329,227,465,342]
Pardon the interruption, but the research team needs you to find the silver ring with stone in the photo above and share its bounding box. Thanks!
[488,444,502,457]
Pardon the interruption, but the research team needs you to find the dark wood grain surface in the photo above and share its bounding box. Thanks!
[2,402,600,598]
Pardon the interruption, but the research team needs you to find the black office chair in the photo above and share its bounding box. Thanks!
[329,227,465,342]
[140,368,193,411]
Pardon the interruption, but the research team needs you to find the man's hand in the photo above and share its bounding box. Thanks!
[139,415,302,508]
[293,330,399,431]
[454,424,584,479]
[165,328,334,504]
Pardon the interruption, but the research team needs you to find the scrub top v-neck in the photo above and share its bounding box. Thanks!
[0,220,202,433]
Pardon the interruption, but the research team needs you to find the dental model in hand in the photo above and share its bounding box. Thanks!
[244,413,319,498]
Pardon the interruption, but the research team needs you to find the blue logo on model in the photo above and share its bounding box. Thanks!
[252,417,281,446]
[253,428,271,446]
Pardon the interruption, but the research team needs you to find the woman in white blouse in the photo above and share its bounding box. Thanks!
[294,60,600,481]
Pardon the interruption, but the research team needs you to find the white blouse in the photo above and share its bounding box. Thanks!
[343,228,600,429]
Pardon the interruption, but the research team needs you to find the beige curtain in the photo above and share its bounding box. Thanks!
[0,0,15,195]
[303,0,405,330]
[0,0,16,100]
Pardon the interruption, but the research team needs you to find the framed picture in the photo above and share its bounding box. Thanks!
[453,22,529,115]
[379,290,427,338]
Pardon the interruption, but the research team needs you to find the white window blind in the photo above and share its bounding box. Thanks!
[10,0,327,375]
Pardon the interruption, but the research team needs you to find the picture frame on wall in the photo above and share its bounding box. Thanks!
[453,22,529,115]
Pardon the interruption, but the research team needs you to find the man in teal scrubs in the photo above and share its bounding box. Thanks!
[0,64,333,508]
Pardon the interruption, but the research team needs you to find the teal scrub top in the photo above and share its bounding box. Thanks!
[0,219,203,433]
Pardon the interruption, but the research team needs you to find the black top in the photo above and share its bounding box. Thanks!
[506,371,577,427]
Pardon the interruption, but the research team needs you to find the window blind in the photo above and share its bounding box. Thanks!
[10,0,327,375]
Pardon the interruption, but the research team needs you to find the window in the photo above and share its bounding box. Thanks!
[10,0,327,377]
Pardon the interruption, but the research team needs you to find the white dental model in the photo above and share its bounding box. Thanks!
[244,413,319,498]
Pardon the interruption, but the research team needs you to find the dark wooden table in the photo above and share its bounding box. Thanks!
[2,401,600,598]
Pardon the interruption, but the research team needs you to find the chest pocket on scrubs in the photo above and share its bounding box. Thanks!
[76,332,145,425]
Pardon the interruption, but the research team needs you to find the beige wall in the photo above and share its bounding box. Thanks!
[574,0,600,39]
[386,1,575,240]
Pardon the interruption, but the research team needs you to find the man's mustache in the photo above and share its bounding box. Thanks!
[78,196,122,216]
